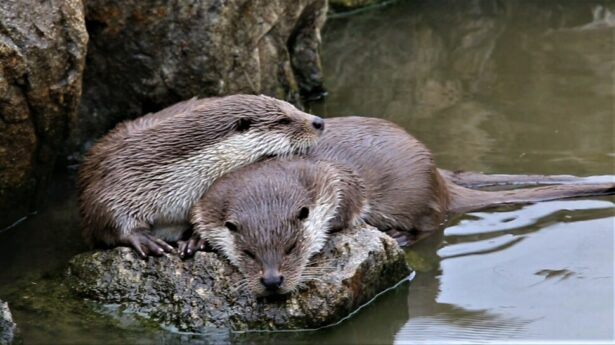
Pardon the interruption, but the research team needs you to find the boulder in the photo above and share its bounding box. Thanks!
[67,224,411,331]
[71,0,328,154]
[0,0,88,226]
[0,300,15,345]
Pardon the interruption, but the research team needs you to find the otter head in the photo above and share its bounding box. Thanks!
[210,94,324,158]
[194,160,336,297]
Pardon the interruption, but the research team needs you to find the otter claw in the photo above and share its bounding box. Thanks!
[127,232,174,258]
[178,237,207,259]
[384,229,412,247]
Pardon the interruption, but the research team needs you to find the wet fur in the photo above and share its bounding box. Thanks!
[309,117,614,228]
[78,94,323,250]
[191,159,365,296]
[191,116,614,295]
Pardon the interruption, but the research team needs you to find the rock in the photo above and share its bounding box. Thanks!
[0,0,88,226]
[67,224,411,331]
[70,0,328,154]
[0,300,16,345]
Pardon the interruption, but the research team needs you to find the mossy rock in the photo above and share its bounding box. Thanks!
[67,225,411,332]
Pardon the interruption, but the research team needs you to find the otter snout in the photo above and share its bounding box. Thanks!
[261,270,284,292]
[311,117,325,132]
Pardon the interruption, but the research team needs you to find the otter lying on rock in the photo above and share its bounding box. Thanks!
[78,94,325,258]
[187,116,615,296]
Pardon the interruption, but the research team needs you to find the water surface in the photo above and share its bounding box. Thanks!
[313,0,615,342]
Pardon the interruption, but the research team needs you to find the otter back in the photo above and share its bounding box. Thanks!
[78,94,324,257]
[187,115,614,295]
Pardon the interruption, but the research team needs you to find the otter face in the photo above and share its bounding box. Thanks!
[194,161,336,297]
[220,95,324,159]
[223,204,314,297]
[261,96,325,155]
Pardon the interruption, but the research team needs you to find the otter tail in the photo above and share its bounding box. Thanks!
[447,180,615,214]
[439,169,613,189]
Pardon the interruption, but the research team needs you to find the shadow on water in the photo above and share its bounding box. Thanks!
[1,0,614,343]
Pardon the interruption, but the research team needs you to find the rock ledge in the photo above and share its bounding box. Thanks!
[67,225,410,332]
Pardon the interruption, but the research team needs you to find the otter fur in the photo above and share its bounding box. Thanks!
[78,94,325,258]
[188,116,614,296]
[190,159,365,296]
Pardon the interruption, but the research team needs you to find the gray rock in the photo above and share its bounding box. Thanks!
[0,0,88,225]
[67,225,410,331]
[71,0,328,154]
[0,300,15,345]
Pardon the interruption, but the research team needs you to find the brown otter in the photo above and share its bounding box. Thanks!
[190,158,366,296]
[188,116,614,296]
[78,94,325,258]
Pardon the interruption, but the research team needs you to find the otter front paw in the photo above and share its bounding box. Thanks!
[178,235,207,259]
[126,232,175,258]
[384,229,412,247]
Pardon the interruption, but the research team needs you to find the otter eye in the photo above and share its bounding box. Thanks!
[225,221,238,232]
[298,207,309,220]
[285,241,297,255]
[236,118,251,132]
[243,250,256,260]
[277,118,291,125]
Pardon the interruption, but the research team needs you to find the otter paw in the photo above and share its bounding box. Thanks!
[178,237,207,259]
[384,229,412,247]
[127,232,175,258]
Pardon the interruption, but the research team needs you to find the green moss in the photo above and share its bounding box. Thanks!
[1,272,162,344]
[404,250,433,272]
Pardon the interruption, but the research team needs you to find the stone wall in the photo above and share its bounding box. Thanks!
[0,0,88,226]
[0,0,328,226]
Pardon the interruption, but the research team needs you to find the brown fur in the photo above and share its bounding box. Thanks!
[307,117,451,233]
[188,116,614,295]
[190,158,365,296]
[309,117,613,231]
[78,94,324,257]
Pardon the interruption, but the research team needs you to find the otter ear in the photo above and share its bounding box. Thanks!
[236,118,251,132]
[224,221,238,232]
[298,207,309,220]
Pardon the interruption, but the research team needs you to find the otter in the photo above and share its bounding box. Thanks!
[78,94,325,258]
[190,159,366,296]
[187,116,614,296]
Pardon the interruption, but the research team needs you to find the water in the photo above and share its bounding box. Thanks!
[1,0,614,343]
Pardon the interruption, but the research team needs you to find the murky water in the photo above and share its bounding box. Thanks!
[1,0,614,343]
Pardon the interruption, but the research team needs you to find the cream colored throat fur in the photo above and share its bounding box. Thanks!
[114,130,293,235]
[302,174,344,261]
[196,171,344,274]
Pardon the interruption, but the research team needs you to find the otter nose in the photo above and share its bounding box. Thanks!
[260,275,284,291]
[311,117,325,132]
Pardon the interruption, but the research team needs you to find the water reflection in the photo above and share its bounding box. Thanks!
[400,199,614,342]
[315,0,615,342]
[312,0,615,174]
